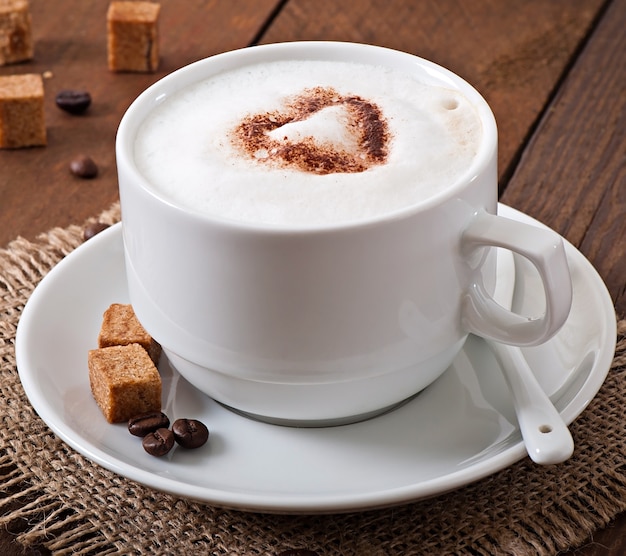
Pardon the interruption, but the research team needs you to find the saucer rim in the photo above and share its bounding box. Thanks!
[14,204,617,513]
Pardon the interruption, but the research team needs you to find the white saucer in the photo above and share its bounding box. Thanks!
[15,205,616,513]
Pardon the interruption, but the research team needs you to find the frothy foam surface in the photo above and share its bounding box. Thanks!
[134,60,483,227]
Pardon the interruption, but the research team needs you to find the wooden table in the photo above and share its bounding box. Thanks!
[1,1,624,554]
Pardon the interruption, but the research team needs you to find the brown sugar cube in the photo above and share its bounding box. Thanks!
[88,343,162,423]
[0,73,46,148]
[107,1,160,73]
[0,0,33,65]
[98,303,161,365]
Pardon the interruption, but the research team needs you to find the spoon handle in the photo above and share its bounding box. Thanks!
[489,340,574,465]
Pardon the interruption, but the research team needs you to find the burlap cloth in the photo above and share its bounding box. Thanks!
[1,202,625,556]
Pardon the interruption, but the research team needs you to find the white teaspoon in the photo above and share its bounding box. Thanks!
[489,249,574,465]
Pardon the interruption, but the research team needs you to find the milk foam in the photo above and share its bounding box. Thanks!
[134,60,483,227]
[267,104,358,152]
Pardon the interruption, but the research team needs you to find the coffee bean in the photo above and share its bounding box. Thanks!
[55,89,92,114]
[142,428,175,457]
[129,411,170,437]
[83,221,110,241]
[172,418,209,449]
[70,155,98,179]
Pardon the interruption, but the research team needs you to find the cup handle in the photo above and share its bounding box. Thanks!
[461,210,573,346]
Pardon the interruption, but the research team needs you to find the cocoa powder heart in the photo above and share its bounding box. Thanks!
[231,86,390,174]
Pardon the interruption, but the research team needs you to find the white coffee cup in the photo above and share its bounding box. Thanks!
[116,42,572,425]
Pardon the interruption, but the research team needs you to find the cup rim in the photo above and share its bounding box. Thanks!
[116,41,498,234]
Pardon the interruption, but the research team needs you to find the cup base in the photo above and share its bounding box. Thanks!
[216,391,421,428]
[164,341,464,424]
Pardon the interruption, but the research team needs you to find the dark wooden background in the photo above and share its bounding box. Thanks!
[1,1,624,554]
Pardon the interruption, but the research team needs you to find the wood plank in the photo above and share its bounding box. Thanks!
[260,0,605,188]
[501,0,626,317]
[0,0,280,247]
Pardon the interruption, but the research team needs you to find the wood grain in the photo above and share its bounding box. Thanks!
[501,0,626,317]
[0,0,280,247]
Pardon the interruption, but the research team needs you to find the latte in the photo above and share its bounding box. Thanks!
[134,60,483,227]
